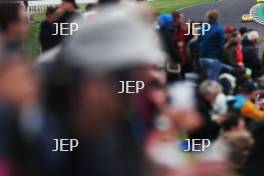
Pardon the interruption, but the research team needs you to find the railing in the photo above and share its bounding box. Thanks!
[29,5,51,15]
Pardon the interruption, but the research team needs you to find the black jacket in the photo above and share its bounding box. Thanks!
[40,20,57,52]
[54,11,80,46]
[189,94,220,141]
[243,41,263,78]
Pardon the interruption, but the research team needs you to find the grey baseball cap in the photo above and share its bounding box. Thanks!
[60,3,166,73]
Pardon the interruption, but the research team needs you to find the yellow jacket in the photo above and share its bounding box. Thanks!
[241,100,264,120]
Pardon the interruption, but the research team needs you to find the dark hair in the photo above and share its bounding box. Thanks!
[46,6,58,17]
[239,27,248,36]
[240,80,258,94]
[0,2,22,32]
[172,11,182,19]
[98,0,120,5]
[222,114,241,131]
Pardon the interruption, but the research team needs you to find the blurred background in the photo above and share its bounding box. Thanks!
[0,0,264,176]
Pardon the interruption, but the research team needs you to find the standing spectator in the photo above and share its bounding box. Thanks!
[235,31,244,67]
[223,31,244,68]
[53,0,79,45]
[39,6,58,52]
[223,38,240,67]
[198,10,231,80]
[157,14,181,82]
[243,31,263,79]
[0,2,29,56]
[172,12,193,75]
[224,26,235,42]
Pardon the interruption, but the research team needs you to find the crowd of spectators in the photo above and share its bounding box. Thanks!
[0,0,264,176]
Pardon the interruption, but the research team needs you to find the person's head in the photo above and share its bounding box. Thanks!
[224,26,235,40]
[222,114,245,132]
[247,31,260,45]
[232,31,242,43]
[43,60,125,137]
[172,11,183,25]
[239,80,258,99]
[0,2,29,41]
[46,3,165,137]
[158,14,173,30]
[219,73,236,95]
[239,27,248,36]
[61,0,78,12]
[46,6,58,23]
[206,10,219,22]
[199,80,222,103]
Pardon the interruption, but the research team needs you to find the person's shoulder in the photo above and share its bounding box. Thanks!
[216,24,224,33]
[211,22,223,31]
[219,27,224,33]
[60,11,80,22]
[40,20,48,26]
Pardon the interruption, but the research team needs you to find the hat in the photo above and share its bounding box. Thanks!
[158,14,173,30]
[247,31,260,42]
[225,26,235,33]
[60,4,166,73]
[62,0,78,9]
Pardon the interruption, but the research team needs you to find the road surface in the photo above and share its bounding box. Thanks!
[180,0,264,35]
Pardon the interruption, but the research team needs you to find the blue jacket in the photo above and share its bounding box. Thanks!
[198,21,225,59]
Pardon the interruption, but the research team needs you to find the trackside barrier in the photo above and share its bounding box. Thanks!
[29,5,51,15]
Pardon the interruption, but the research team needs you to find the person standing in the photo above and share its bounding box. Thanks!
[53,0,79,46]
[198,10,232,80]
[243,31,263,79]
[39,6,58,52]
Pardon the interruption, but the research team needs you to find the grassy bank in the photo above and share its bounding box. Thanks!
[145,0,214,13]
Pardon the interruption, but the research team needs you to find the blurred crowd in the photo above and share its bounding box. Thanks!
[1,0,264,176]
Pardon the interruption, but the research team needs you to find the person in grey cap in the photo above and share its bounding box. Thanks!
[60,3,165,72]
[42,3,166,176]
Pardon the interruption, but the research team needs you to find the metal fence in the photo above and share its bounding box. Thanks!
[29,5,49,15]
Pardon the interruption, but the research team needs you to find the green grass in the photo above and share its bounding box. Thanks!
[25,14,45,58]
[145,0,214,13]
